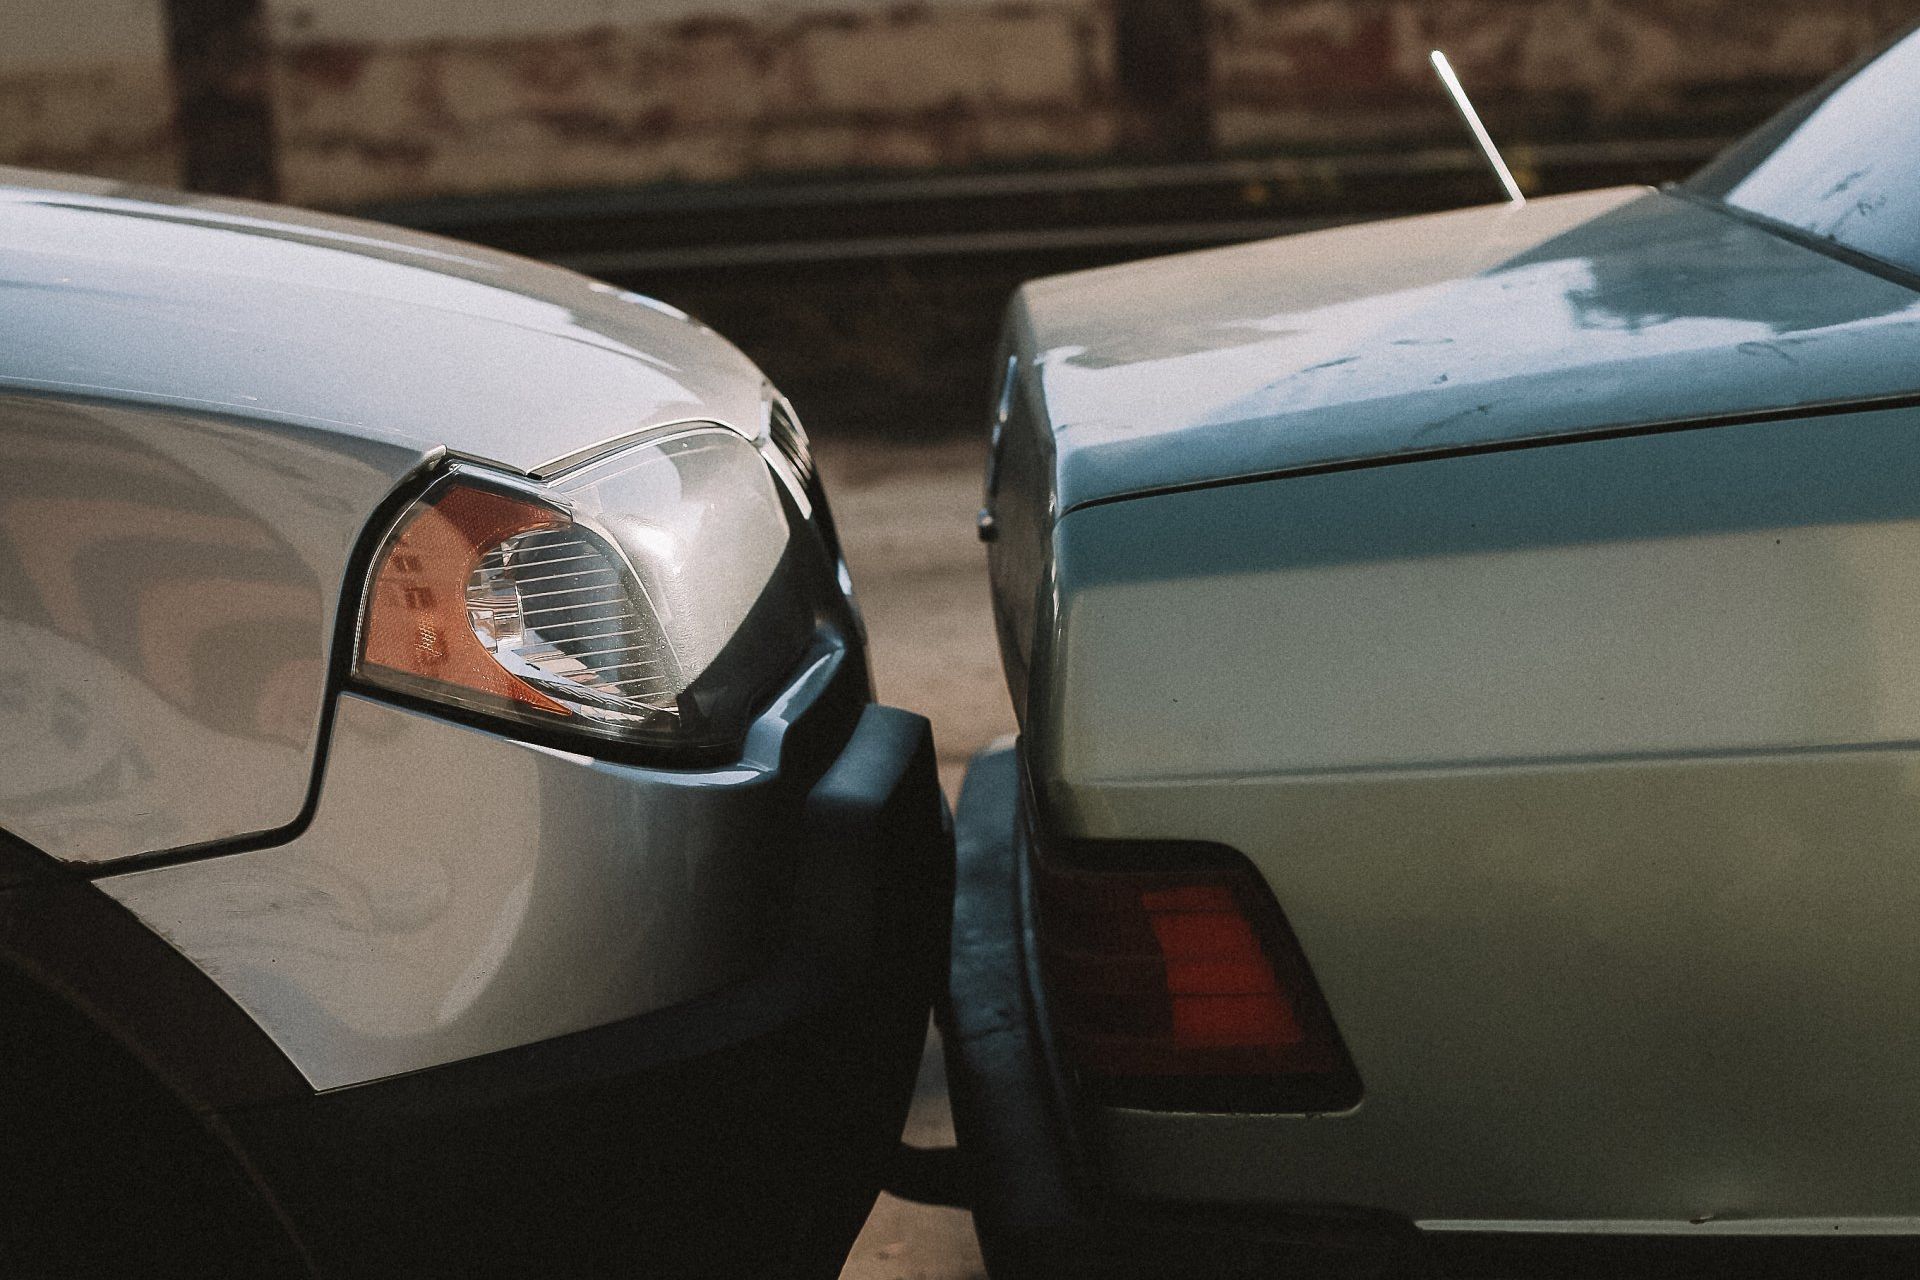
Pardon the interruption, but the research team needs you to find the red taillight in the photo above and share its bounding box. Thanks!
[1034,846,1359,1110]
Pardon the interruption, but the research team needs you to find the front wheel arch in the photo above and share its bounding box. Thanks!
[0,962,308,1276]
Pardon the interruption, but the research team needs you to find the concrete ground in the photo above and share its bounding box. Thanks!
[816,436,1010,1280]
[841,1028,986,1280]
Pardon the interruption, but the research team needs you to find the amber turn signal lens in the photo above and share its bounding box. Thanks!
[360,481,570,715]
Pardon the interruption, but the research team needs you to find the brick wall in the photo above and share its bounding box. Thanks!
[269,3,1118,204]
[0,0,181,185]
[2,0,1916,205]
[1210,0,1920,153]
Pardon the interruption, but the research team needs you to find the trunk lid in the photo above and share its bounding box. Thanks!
[1015,187,1920,513]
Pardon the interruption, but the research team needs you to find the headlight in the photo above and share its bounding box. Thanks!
[354,425,821,752]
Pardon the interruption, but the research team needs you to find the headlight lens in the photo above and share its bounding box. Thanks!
[356,426,819,751]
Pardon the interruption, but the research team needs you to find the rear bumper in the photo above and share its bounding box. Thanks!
[222,701,954,1278]
[945,745,1920,1280]
[942,743,1419,1280]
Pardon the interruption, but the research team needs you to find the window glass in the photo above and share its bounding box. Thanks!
[1690,28,1920,279]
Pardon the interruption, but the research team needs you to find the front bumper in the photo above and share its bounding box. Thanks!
[38,638,952,1277]
[99,640,888,1090]
[942,743,1420,1280]
[212,700,953,1278]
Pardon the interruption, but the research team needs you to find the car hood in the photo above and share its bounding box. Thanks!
[1015,186,1920,513]
[0,167,767,473]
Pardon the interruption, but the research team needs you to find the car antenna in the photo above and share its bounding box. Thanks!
[1429,50,1525,205]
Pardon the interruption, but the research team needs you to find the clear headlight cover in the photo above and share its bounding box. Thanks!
[355,426,819,752]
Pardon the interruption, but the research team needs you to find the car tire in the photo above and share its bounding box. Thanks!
[0,971,307,1278]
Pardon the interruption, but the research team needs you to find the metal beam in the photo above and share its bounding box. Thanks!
[160,0,278,199]
[1113,0,1214,161]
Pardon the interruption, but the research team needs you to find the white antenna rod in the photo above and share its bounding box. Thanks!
[1429,50,1525,205]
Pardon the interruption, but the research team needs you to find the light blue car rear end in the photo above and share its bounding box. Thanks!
[948,26,1920,1278]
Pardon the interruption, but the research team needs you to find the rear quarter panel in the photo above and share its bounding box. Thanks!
[1032,405,1920,1227]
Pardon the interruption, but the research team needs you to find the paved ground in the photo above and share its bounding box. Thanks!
[815,436,1009,1280]
[841,1027,986,1280]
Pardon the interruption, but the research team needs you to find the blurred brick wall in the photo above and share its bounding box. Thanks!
[268,1,1119,204]
[2,0,1916,204]
[0,0,181,184]
[1210,0,1920,152]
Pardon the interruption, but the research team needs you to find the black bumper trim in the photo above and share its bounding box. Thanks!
[942,743,1424,1280]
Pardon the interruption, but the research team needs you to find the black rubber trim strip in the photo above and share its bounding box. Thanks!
[1667,184,1920,296]
[944,745,1119,1274]
[1060,387,1920,520]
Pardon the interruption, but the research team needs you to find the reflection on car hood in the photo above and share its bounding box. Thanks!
[0,167,765,473]
[1017,186,1920,512]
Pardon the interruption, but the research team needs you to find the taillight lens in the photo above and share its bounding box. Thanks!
[1034,843,1360,1111]
[355,426,820,752]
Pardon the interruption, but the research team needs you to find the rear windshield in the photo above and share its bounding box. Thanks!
[1689,26,1920,281]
